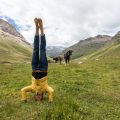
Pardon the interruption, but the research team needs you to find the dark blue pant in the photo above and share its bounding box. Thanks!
[32,35,48,71]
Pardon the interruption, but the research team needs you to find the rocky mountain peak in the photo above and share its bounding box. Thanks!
[0,19,30,45]
[78,34,112,45]
[95,35,111,39]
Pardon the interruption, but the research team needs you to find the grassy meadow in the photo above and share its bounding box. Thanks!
[0,56,120,120]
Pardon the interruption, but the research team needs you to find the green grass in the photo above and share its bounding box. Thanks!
[87,44,120,59]
[0,56,120,119]
[74,42,120,63]
[0,36,32,64]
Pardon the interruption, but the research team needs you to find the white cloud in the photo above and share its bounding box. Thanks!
[0,0,120,47]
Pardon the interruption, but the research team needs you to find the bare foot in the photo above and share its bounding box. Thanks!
[38,18,43,27]
[38,18,44,34]
[34,18,39,28]
[34,18,39,35]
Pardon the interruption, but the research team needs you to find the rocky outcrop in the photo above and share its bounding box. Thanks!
[0,19,30,45]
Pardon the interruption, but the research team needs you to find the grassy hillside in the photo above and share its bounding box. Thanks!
[0,55,120,119]
[71,32,120,62]
[62,35,112,59]
[74,39,120,63]
[0,35,32,64]
[81,43,120,60]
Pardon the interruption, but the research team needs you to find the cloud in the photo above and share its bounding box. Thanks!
[0,0,120,47]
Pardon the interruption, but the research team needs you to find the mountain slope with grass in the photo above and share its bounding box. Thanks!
[83,31,120,60]
[73,31,120,69]
[0,19,32,64]
[0,19,30,44]
[62,35,112,59]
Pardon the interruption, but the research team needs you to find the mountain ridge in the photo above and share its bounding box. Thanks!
[0,19,30,45]
[61,32,120,59]
[0,19,32,64]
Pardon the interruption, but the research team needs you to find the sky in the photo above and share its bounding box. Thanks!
[0,0,120,47]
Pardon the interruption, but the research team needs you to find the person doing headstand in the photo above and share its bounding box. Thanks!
[21,18,54,102]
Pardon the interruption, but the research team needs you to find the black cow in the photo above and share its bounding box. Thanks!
[53,56,63,64]
[64,50,73,64]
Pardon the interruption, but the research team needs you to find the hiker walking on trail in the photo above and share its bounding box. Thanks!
[21,18,54,102]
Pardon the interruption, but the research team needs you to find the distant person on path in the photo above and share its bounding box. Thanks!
[21,18,54,102]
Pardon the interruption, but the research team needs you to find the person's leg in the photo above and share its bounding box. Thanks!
[38,18,48,71]
[32,18,39,70]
